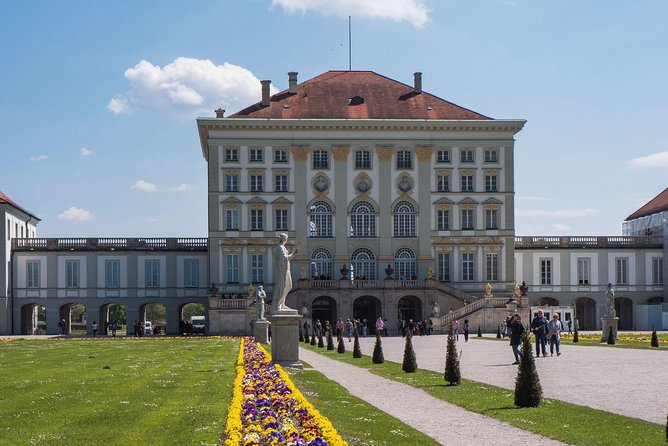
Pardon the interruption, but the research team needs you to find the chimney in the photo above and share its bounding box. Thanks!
[288,72,298,94]
[261,80,271,106]
[414,72,422,94]
[214,108,225,118]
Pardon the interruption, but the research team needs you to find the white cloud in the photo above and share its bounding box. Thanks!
[272,0,429,27]
[107,58,276,116]
[627,151,668,168]
[58,207,95,222]
[80,147,92,157]
[516,208,599,219]
[550,223,571,232]
[173,183,195,192]
[30,155,48,162]
[131,180,157,192]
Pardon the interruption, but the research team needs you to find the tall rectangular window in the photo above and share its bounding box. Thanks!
[461,175,474,192]
[437,175,449,192]
[250,175,264,192]
[652,258,664,285]
[313,150,329,169]
[615,258,628,285]
[226,254,239,283]
[486,254,498,281]
[462,253,474,281]
[484,149,498,162]
[540,259,552,285]
[224,148,238,162]
[66,260,80,288]
[274,149,288,163]
[225,174,239,192]
[437,210,449,230]
[225,209,239,231]
[275,209,288,230]
[274,174,288,192]
[436,150,450,163]
[577,258,590,285]
[249,148,263,162]
[251,254,264,283]
[460,149,474,163]
[145,259,159,288]
[6,219,10,240]
[485,174,498,192]
[485,209,498,229]
[461,209,474,230]
[250,210,263,231]
[27,260,40,288]
[437,253,450,282]
[105,259,120,289]
[396,150,412,169]
[355,150,371,169]
[184,259,198,288]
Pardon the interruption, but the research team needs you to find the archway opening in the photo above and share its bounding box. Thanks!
[615,297,634,330]
[140,303,166,336]
[398,295,422,324]
[58,304,87,335]
[311,296,337,327]
[352,296,382,334]
[535,296,559,307]
[574,297,596,330]
[106,304,127,336]
[180,303,206,335]
[20,304,45,335]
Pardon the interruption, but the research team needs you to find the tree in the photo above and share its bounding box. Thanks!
[353,329,362,358]
[326,328,334,350]
[299,328,304,343]
[607,326,615,345]
[145,303,166,325]
[310,330,317,346]
[337,336,345,354]
[444,323,461,386]
[650,329,659,348]
[514,332,543,407]
[317,331,325,348]
[573,326,579,343]
[402,331,418,373]
[181,303,205,321]
[372,332,385,364]
[108,304,126,325]
[477,325,482,338]
[496,325,501,339]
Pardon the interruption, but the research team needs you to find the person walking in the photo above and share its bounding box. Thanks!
[345,318,353,342]
[375,317,385,336]
[507,313,525,364]
[335,318,343,341]
[530,309,548,357]
[463,319,470,342]
[567,318,573,334]
[92,321,98,338]
[452,319,460,341]
[548,314,562,356]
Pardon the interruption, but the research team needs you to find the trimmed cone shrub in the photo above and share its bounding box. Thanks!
[514,332,543,407]
[299,328,304,342]
[665,409,667,442]
[317,332,325,348]
[444,324,461,385]
[402,331,418,373]
[496,325,501,339]
[573,327,579,343]
[651,329,659,348]
[372,332,385,364]
[337,336,345,353]
[310,330,317,346]
[477,325,482,338]
[304,327,310,344]
[353,329,362,358]
[327,328,335,350]
[607,326,615,345]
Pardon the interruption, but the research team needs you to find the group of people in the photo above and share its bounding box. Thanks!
[450,319,471,342]
[303,316,389,342]
[506,310,569,364]
[399,319,433,337]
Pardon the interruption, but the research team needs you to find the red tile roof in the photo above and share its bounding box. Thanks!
[625,187,668,221]
[0,191,40,220]
[229,71,492,120]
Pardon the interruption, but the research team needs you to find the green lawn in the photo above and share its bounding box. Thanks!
[0,338,238,446]
[301,343,666,446]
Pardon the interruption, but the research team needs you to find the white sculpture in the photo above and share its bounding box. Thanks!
[605,283,616,318]
[256,285,266,320]
[271,233,302,313]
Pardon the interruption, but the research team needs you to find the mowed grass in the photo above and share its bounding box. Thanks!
[286,364,441,446]
[0,338,238,446]
[301,344,666,446]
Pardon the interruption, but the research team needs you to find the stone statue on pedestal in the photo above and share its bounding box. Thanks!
[270,233,302,313]
[431,301,440,317]
[605,283,616,318]
[255,285,266,320]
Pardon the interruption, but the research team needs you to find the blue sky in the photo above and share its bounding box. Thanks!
[1,0,666,237]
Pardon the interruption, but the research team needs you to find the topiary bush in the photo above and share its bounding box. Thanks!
[607,326,615,345]
[651,329,659,348]
[477,325,482,338]
[444,323,461,386]
[402,331,418,373]
[310,330,317,346]
[317,332,324,348]
[353,329,362,358]
[496,325,501,339]
[372,332,385,364]
[573,327,579,343]
[514,332,542,408]
[326,328,335,350]
[299,328,304,343]
[337,336,345,354]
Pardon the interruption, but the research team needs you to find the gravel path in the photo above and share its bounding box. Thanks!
[351,334,668,425]
[299,347,568,446]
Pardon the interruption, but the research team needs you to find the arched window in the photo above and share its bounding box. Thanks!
[393,201,416,237]
[350,201,376,237]
[309,202,332,237]
[310,248,333,280]
[394,248,416,280]
[351,248,376,280]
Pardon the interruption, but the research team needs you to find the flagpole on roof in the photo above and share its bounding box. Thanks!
[348,16,352,71]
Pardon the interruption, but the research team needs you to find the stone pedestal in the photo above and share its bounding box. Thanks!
[253,319,269,344]
[268,311,303,369]
[601,317,619,342]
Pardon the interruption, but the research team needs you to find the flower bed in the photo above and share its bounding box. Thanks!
[224,338,347,446]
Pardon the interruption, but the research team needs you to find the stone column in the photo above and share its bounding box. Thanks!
[268,310,303,368]
[416,146,433,275]
[253,319,270,343]
[376,146,395,266]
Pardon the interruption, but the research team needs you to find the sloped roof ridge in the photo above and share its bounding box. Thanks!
[0,191,40,220]
[625,187,668,221]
